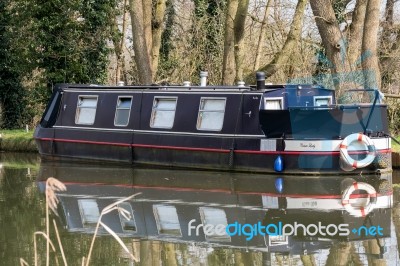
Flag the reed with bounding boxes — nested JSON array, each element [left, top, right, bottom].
[[20, 177, 140, 265]]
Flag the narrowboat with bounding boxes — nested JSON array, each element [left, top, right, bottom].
[[34, 72, 392, 174], [37, 162, 395, 263]]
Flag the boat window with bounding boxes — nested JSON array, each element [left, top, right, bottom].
[[114, 97, 132, 126], [314, 96, 332, 106], [264, 97, 283, 110], [197, 98, 226, 131], [150, 97, 177, 129], [153, 204, 182, 236], [199, 207, 231, 242], [118, 202, 137, 232], [78, 199, 100, 226], [75, 96, 98, 125]]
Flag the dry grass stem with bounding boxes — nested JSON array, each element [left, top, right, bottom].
[[20, 258, 29, 266], [53, 219, 68, 266], [34, 231, 58, 266], [99, 221, 138, 262], [45, 177, 66, 266]]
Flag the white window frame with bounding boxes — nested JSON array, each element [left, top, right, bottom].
[[313, 96, 332, 107], [114, 96, 133, 127], [75, 95, 98, 125], [153, 204, 182, 236], [196, 97, 226, 131], [150, 97, 178, 129], [264, 97, 283, 110], [78, 199, 100, 226], [199, 207, 231, 242], [269, 235, 289, 246]]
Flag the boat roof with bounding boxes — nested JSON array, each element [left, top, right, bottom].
[[56, 83, 332, 93]]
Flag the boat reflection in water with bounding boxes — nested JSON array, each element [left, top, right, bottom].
[[37, 162, 397, 265]]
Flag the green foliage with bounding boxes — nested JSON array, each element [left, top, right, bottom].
[[332, 0, 348, 24], [14, 0, 117, 85], [0, 0, 29, 129], [2, 0, 119, 128], [191, 0, 226, 83], [392, 137, 400, 152], [160, 0, 175, 64], [387, 98, 400, 135]]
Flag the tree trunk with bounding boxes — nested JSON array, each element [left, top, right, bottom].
[[222, 0, 238, 85], [309, 0, 350, 94], [382, 0, 394, 43], [347, 0, 367, 67], [250, 0, 307, 82], [253, 0, 273, 71], [362, 0, 381, 90], [115, 0, 128, 85], [152, 0, 167, 80], [325, 242, 351, 265], [234, 0, 250, 82], [379, 0, 395, 84], [129, 0, 153, 84], [143, 0, 152, 60]]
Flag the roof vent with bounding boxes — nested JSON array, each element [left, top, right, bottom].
[[200, 71, 208, 87], [183, 81, 191, 87], [237, 81, 245, 87], [117, 81, 125, 86]]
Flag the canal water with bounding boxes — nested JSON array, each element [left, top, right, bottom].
[[0, 152, 399, 265]]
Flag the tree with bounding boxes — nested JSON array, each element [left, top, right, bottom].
[[234, 0, 250, 81], [0, 0, 27, 129], [129, 0, 167, 84], [309, 0, 382, 93], [257, 0, 307, 79], [243, 0, 308, 83], [362, 0, 381, 90], [253, 0, 273, 71], [222, 0, 238, 84], [6, 0, 119, 125], [221, 0, 250, 84], [309, 0, 350, 93]]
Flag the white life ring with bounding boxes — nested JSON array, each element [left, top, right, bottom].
[[342, 181, 377, 217], [339, 133, 376, 170]]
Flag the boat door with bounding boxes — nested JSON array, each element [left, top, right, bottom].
[[241, 93, 263, 135]]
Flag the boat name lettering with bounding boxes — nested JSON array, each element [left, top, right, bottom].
[[300, 143, 316, 149]]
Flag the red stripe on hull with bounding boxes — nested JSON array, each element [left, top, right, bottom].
[[35, 137, 392, 156]]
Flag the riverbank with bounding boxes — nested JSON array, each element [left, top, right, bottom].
[[1, 129, 400, 167], [0, 130, 37, 152]]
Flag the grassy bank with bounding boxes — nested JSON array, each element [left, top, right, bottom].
[[0, 129, 37, 152]]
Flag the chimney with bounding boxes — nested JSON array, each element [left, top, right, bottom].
[[256, 72, 265, 90]]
